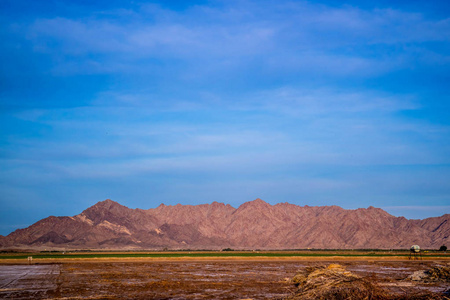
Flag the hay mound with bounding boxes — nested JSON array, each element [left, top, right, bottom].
[[288, 264, 388, 300], [427, 265, 450, 281], [409, 270, 428, 281], [408, 265, 450, 282]]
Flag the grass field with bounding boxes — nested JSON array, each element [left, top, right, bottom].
[[1, 250, 448, 260]]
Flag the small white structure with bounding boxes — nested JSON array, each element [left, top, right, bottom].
[[409, 245, 422, 260], [27, 256, 33, 264]]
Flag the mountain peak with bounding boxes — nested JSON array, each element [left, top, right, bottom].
[[79, 199, 131, 224], [251, 198, 269, 204], [93, 199, 125, 209], [100, 199, 118, 204], [238, 198, 271, 209]]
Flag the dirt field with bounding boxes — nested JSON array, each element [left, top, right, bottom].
[[0, 259, 449, 299]]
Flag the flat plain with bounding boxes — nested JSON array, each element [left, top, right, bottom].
[[0, 251, 449, 299]]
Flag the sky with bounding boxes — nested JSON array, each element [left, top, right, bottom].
[[1, 0, 450, 235]]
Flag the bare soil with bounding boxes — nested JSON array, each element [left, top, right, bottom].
[[0, 260, 448, 299]]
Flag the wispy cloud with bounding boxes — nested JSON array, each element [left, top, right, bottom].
[[383, 205, 450, 211], [26, 2, 450, 77], [382, 205, 450, 219]]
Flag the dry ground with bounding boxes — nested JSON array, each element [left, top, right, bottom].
[[0, 259, 448, 299]]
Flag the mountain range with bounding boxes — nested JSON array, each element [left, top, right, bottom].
[[0, 199, 448, 250]]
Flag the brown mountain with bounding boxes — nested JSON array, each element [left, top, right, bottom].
[[0, 199, 448, 250]]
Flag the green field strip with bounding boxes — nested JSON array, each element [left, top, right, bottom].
[[0, 252, 448, 259]]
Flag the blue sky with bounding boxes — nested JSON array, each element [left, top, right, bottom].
[[1, 0, 449, 235]]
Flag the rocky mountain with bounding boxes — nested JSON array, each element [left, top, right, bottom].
[[0, 199, 448, 250]]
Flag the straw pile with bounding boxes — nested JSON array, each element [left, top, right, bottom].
[[427, 265, 450, 281], [287, 264, 389, 300], [286, 264, 448, 300], [409, 265, 450, 282]]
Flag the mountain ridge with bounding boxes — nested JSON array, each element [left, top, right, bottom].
[[0, 199, 448, 250]]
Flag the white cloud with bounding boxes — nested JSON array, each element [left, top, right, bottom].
[[243, 87, 419, 114], [383, 205, 450, 211], [26, 1, 450, 77]]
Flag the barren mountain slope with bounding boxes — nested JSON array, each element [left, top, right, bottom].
[[0, 199, 448, 250]]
